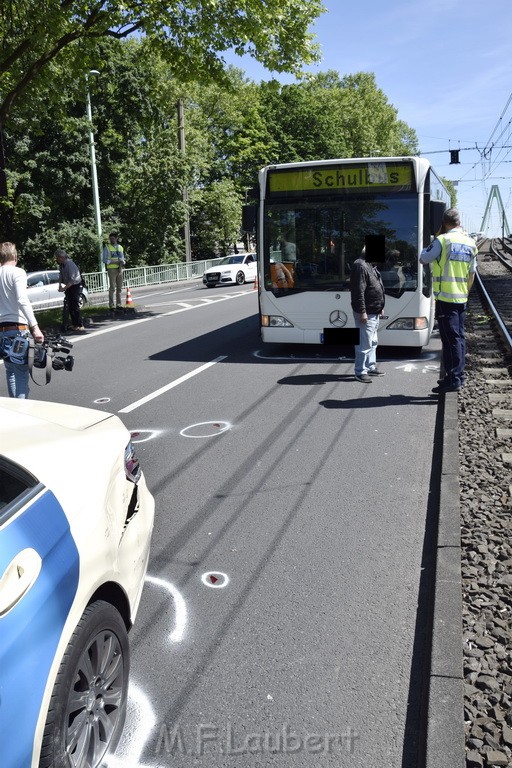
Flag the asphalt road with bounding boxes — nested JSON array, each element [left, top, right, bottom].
[[27, 281, 444, 768]]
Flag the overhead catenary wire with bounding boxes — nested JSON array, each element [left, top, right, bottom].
[[419, 94, 512, 234]]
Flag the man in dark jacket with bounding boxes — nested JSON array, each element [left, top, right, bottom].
[[55, 249, 85, 332], [350, 246, 386, 383]]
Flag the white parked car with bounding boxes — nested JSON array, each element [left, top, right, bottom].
[[26, 269, 88, 309], [203, 253, 257, 288], [0, 398, 154, 768]]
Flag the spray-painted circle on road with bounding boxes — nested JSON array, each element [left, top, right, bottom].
[[201, 571, 229, 589], [94, 397, 111, 404], [180, 421, 231, 438], [130, 429, 162, 444]]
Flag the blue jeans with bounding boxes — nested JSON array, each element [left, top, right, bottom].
[[1, 331, 30, 398], [435, 300, 466, 388], [353, 313, 380, 375]]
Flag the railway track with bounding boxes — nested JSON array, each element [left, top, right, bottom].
[[476, 239, 512, 347], [457, 238, 512, 767]]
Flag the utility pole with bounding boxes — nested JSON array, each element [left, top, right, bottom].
[[177, 98, 192, 262]]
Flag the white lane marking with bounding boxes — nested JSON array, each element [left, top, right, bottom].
[[133, 285, 198, 300], [396, 363, 417, 372], [149, 290, 252, 308], [63, 290, 254, 344], [118, 356, 227, 413]]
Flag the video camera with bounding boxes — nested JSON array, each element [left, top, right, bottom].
[[33, 333, 74, 372]]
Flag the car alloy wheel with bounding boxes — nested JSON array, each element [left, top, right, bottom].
[[236, 270, 245, 285], [39, 600, 129, 768]]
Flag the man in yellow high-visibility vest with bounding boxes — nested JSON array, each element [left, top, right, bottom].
[[102, 231, 126, 312], [420, 208, 477, 393]]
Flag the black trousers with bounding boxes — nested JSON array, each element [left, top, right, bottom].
[[65, 284, 83, 327]]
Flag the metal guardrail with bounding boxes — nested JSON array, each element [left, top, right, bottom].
[[83, 257, 224, 294]]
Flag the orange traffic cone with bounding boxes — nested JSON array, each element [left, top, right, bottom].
[[125, 285, 133, 307], [253, 272, 259, 290]]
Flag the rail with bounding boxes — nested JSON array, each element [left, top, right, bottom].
[[83, 257, 224, 294], [475, 239, 512, 355], [492, 238, 512, 273]]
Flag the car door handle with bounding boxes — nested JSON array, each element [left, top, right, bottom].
[[0, 548, 42, 616]]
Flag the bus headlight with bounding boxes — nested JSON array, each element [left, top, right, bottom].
[[261, 315, 294, 328], [387, 317, 429, 331]]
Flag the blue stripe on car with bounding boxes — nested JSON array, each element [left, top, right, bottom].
[[0, 489, 79, 768]]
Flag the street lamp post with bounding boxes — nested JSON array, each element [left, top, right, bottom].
[[176, 98, 192, 263], [85, 70, 104, 277]]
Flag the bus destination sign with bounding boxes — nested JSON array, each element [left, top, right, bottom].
[[268, 162, 414, 194]]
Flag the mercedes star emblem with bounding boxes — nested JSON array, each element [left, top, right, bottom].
[[329, 310, 348, 327]]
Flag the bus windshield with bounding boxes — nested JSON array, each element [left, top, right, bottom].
[[263, 195, 419, 298]]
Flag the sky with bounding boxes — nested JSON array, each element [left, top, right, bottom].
[[224, 0, 512, 236]]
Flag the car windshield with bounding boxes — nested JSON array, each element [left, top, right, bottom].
[[219, 256, 244, 265]]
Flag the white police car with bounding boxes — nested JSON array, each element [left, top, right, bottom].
[[202, 253, 257, 288], [0, 398, 154, 768]]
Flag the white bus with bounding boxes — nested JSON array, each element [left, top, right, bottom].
[[248, 156, 450, 348]]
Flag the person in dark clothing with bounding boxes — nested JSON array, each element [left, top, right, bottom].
[[350, 246, 386, 383], [55, 249, 85, 332]]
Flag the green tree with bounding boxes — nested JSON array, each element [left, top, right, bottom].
[[0, 0, 324, 126], [0, 0, 324, 237], [2, 38, 192, 263], [5, 97, 99, 269], [336, 72, 417, 157], [190, 178, 242, 258], [2, 34, 421, 269], [258, 71, 418, 163], [441, 177, 457, 207], [181, 70, 279, 193]]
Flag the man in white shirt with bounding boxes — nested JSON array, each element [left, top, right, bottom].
[[0, 242, 44, 398]]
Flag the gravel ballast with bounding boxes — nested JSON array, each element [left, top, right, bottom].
[[459, 294, 512, 768]]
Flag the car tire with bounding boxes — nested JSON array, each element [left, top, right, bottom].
[[78, 293, 87, 308], [38, 600, 129, 768], [206, 283, 216, 288], [236, 271, 245, 285]]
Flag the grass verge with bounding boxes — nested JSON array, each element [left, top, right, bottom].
[[34, 304, 111, 331]]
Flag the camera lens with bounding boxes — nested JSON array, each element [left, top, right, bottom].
[[64, 355, 74, 372]]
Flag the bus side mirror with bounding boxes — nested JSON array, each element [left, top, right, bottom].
[[430, 201, 445, 237], [242, 204, 257, 233]]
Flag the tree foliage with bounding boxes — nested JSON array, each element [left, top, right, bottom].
[[190, 178, 242, 258], [0, 0, 324, 125], [1, 34, 420, 272], [259, 71, 418, 162]]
